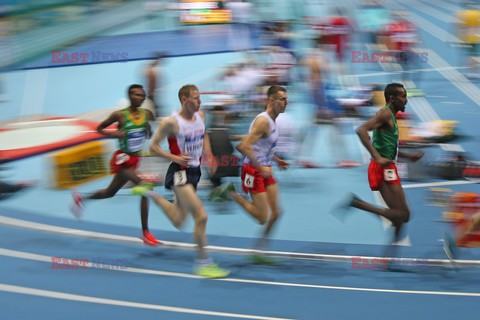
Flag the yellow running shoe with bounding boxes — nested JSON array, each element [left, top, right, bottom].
[[132, 181, 155, 196], [194, 264, 230, 278]]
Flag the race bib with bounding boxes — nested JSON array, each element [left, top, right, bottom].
[[384, 169, 398, 181], [115, 152, 130, 165], [173, 170, 187, 186], [244, 173, 254, 188], [127, 132, 145, 153]]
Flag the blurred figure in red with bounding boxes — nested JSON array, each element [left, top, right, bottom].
[[381, 11, 422, 88], [321, 7, 354, 75]]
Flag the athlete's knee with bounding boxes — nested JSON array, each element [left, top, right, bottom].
[[399, 208, 410, 223], [194, 208, 208, 227], [256, 210, 268, 225], [270, 207, 281, 222]]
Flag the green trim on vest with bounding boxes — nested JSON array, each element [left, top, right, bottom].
[[118, 108, 148, 155]]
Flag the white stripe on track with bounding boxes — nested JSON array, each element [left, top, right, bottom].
[[1, 216, 479, 267], [1, 248, 480, 297]]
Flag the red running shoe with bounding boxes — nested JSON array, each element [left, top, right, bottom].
[[142, 231, 162, 246]]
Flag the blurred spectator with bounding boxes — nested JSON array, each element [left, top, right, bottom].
[[143, 52, 166, 117], [318, 7, 354, 75], [266, 46, 296, 85], [207, 108, 240, 189], [356, 0, 390, 47], [270, 21, 296, 51], [380, 10, 421, 86], [302, 44, 329, 122]]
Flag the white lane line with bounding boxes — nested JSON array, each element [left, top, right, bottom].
[[425, 49, 480, 107], [0, 283, 291, 320], [1, 217, 479, 267], [403, 180, 478, 189], [1, 248, 480, 297], [422, 0, 462, 12], [402, 0, 459, 23]]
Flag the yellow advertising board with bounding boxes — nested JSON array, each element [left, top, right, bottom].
[[51, 141, 108, 189]]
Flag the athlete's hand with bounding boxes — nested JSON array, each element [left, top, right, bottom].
[[410, 151, 424, 162], [172, 154, 191, 167], [277, 158, 289, 170], [260, 166, 273, 178], [375, 157, 395, 167]]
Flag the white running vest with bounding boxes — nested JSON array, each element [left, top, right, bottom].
[[168, 111, 205, 167], [244, 112, 278, 166]]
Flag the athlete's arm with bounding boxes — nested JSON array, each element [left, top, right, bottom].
[[97, 111, 124, 138], [145, 109, 155, 139], [150, 117, 190, 166], [274, 155, 289, 170], [356, 109, 394, 166], [398, 150, 424, 161], [199, 111, 217, 175], [237, 116, 268, 167], [237, 117, 273, 177]]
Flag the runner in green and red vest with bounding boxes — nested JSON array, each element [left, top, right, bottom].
[[334, 83, 423, 257], [70, 84, 160, 246]]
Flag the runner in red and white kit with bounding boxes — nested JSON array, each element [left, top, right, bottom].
[[216, 85, 289, 264]]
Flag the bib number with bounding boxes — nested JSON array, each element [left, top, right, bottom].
[[174, 170, 187, 186], [127, 132, 145, 153], [115, 152, 130, 165], [244, 173, 254, 188], [384, 169, 398, 181]]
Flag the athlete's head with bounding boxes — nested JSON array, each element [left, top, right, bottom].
[[384, 83, 407, 112], [178, 84, 201, 113], [127, 84, 146, 108], [267, 85, 288, 114]]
